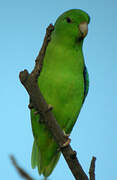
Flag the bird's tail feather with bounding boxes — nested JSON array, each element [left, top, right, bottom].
[[31, 140, 39, 169], [31, 140, 61, 177]]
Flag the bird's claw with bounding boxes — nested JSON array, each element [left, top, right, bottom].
[[63, 130, 70, 138], [45, 104, 53, 113], [61, 137, 71, 148], [57, 137, 71, 152]]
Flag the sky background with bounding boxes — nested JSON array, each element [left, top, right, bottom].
[[0, 0, 116, 179]]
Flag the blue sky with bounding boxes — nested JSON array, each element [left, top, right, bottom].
[[0, 0, 116, 179]]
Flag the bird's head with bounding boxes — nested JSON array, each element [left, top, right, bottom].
[[52, 9, 90, 45]]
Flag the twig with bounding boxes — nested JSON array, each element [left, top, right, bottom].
[[32, 24, 54, 80], [89, 156, 96, 180], [10, 155, 35, 180], [19, 24, 95, 180]]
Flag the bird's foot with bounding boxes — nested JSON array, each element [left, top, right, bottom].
[[57, 137, 71, 152], [57, 131, 71, 152], [63, 130, 70, 138], [45, 104, 53, 113], [61, 137, 71, 148], [61, 130, 71, 147]]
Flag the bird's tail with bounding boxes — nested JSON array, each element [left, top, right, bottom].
[[31, 140, 61, 177]]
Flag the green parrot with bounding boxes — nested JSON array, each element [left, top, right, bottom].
[[31, 9, 90, 178]]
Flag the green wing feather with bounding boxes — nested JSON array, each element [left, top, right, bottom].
[[31, 109, 61, 177], [31, 140, 38, 169], [31, 137, 61, 177]]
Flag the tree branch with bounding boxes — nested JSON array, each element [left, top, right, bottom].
[[19, 24, 96, 180], [10, 156, 35, 180], [89, 156, 96, 180]]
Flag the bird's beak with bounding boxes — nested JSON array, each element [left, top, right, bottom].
[[79, 22, 88, 38]]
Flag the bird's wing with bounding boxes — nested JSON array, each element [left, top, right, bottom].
[[83, 65, 89, 103]]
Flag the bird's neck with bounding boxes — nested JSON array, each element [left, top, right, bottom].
[[46, 34, 85, 72], [51, 34, 84, 54]]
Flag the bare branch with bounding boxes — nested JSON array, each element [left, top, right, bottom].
[[89, 156, 96, 180], [10, 155, 35, 180], [32, 24, 54, 80]]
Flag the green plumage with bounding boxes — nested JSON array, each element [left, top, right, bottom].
[[31, 9, 90, 177]]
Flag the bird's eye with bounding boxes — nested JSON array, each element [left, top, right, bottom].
[[66, 17, 72, 23]]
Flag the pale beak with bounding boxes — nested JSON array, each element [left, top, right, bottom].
[[79, 22, 88, 38]]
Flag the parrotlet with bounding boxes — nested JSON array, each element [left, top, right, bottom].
[[31, 9, 90, 178]]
